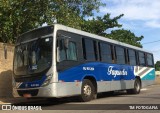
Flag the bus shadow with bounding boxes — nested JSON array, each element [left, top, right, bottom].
[[12, 91, 127, 107], [12, 96, 81, 106], [97, 91, 127, 99]]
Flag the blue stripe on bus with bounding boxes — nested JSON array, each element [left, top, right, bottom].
[[17, 62, 155, 88], [18, 75, 47, 88], [58, 62, 137, 82]]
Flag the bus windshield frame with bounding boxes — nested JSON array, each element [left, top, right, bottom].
[[13, 36, 53, 76], [13, 26, 54, 77]]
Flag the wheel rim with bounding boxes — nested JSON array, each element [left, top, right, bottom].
[[83, 84, 92, 97]]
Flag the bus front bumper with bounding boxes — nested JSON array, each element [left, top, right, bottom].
[[12, 82, 81, 98], [12, 83, 57, 98]]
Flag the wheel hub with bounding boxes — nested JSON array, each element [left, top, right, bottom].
[[83, 84, 91, 96]]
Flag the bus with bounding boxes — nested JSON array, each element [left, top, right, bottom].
[[13, 24, 155, 102]]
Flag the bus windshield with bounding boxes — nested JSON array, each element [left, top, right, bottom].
[[13, 36, 53, 76]]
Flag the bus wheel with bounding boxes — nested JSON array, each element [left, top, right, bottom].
[[80, 79, 95, 102], [127, 78, 141, 94]]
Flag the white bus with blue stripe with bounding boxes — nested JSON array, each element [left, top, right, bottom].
[[13, 24, 155, 102]]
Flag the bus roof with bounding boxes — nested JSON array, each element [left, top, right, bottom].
[[17, 24, 151, 54], [54, 24, 151, 54]]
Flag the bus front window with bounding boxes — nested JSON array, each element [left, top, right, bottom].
[[13, 37, 53, 76]]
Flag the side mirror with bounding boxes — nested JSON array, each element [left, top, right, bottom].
[[64, 38, 69, 49], [57, 33, 70, 50]]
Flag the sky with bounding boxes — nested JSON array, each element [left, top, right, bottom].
[[96, 0, 160, 62]]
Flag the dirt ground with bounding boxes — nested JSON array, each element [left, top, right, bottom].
[[155, 75, 160, 84]]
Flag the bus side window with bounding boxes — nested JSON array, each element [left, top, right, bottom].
[[82, 38, 96, 61], [128, 49, 137, 65], [99, 42, 112, 63], [58, 39, 78, 62], [138, 52, 146, 66], [147, 54, 154, 67], [115, 46, 126, 64], [66, 41, 77, 61], [59, 39, 67, 61]]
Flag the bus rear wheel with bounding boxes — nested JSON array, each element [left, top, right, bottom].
[[127, 78, 141, 94], [80, 79, 95, 102]]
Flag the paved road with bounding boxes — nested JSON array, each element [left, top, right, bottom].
[[1, 85, 160, 113]]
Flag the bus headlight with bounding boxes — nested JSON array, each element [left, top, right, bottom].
[[42, 74, 53, 86]]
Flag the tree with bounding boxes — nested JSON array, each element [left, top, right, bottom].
[[0, 0, 51, 43], [107, 29, 144, 48], [0, 0, 104, 43], [49, 0, 105, 29], [0, 0, 144, 48], [155, 61, 160, 71], [81, 14, 143, 48], [81, 14, 124, 36]]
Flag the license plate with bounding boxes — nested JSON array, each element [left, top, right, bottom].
[[23, 94, 31, 98]]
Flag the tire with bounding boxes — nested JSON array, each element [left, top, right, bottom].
[[80, 79, 95, 102], [127, 78, 141, 94]]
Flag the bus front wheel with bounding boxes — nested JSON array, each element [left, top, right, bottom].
[[80, 79, 95, 102], [127, 78, 141, 94]]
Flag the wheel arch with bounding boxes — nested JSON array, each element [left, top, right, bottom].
[[82, 76, 97, 94]]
